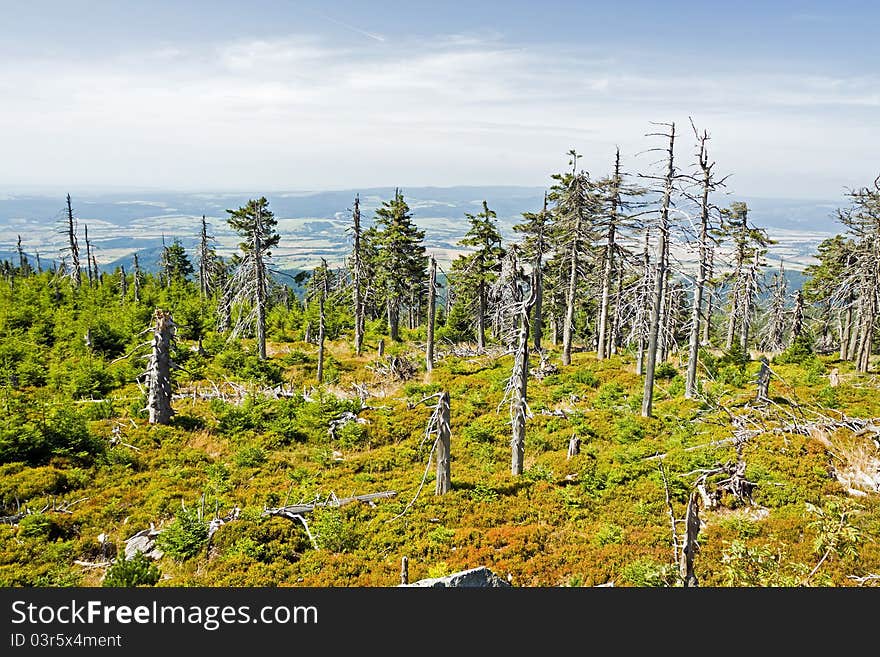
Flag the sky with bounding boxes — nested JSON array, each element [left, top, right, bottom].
[[1, 0, 878, 200]]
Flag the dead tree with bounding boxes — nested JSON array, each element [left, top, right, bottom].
[[635, 229, 652, 375], [791, 289, 804, 342], [119, 264, 127, 301], [554, 151, 596, 367], [513, 191, 552, 351], [84, 224, 94, 286], [426, 254, 437, 373], [596, 148, 639, 360], [760, 261, 789, 353], [64, 193, 81, 288], [350, 194, 366, 356], [679, 490, 701, 587], [132, 253, 141, 303], [146, 309, 176, 424], [642, 122, 677, 418], [722, 202, 770, 353], [756, 356, 771, 401], [685, 121, 725, 397], [313, 259, 329, 385], [16, 235, 31, 276], [434, 391, 451, 495], [226, 197, 280, 360], [567, 435, 580, 459], [197, 215, 221, 299], [504, 266, 539, 475]]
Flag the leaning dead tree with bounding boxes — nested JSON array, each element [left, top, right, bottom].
[[265, 490, 397, 549], [392, 391, 453, 520], [145, 309, 176, 425]]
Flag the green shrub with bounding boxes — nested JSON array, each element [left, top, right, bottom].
[[233, 445, 266, 468], [310, 508, 360, 553], [654, 362, 678, 379], [102, 552, 161, 587], [773, 333, 815, 365], [155, 505, 209, 561], [620, 558, 674, 587]]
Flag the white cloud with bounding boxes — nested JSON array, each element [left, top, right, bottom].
[[0, 34, 877, 198]]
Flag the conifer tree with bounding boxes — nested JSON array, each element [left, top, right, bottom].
[[373, 189, 426, 342], [451, 200, 505, 350], [226, 197, 280, 360]]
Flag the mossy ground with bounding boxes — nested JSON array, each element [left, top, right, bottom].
[[2, 329, 878, 588]]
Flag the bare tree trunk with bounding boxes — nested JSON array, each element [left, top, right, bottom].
[[120, 264, 127, 301], [636, 229, 651, 375], [642, 122, 676, 419], [531, 193, 548, 352], [791, 289, 804, 342], [856, 299, 874, 372], [567, 435, 580, 459], [84, 225, 94, 287], [686, 127, 714, 398], [597, 152, 621, 360], [426, 255, 436, 373], [400, 556, 409, 585], [435, 391, 451, 495], [609, 265, 623, 356], [702, 250, 715, 346], [739, 252, 759, 356], [725, 285, 739, 350], [352, 195, 365, 356], [146, 309, 175, 425], [840, 307, 852, 360], [511, 274, 538, 475], [388, 301, 400, 342], [477, 281, 486, 350], [756, 356, 770, 400], [562, 237, 579, 367], [66, 194, 81, 288], [316, 263, 327, 385], [679, 490, 700, 587], [255, 228, 267, 360], [198, 215, 210, 298], [132, 253, 141, 303]]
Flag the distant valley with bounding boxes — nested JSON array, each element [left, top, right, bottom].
[[0, 187, 844, 282]]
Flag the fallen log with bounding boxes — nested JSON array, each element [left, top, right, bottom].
[[263, 490, 397, 519]]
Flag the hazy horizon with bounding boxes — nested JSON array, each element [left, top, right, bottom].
[[2, 1, 878, 200]]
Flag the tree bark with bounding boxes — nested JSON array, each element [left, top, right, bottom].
[[352, 195, 365, 357], [426, 255, 436, 373], [66, 194, 81, 288], [642, 123, 675, 418], [147, 309, 175, 425], [511, 273, 538, 475], [686, 130, 713, 398], [435, 391, 451, 494], [597, 152, 621, 360]]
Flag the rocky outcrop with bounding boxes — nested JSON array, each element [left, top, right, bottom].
[[400, 566, 511, 587]]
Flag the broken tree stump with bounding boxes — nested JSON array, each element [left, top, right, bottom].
[[435, 392, 451, 495]]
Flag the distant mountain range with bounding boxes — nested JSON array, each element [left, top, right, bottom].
[[0, 187, 846, 282]]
